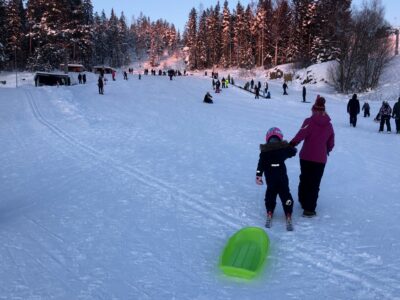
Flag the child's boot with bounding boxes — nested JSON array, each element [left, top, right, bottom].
[[286, 213, 293, 231], [265, 211, 273, 228]]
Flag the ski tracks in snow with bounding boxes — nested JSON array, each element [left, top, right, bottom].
[[26, 90, 242, 230]]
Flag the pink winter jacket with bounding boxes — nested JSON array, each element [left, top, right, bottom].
[[290, 113, 335, 164]]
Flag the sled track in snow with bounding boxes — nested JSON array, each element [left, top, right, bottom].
[[26, 90, 242, 229], [291, 243, 400, 299]]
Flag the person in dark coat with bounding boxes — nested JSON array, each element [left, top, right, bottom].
[[221, 77, 226, 88], [264, 82, 269, 97], [378, 101, 392, 132], [283, 82, 288, 95], [290, 96, 335, 217], [256, 127, 297, 228], [347, 94, 360, 127], [123, 71, 128, 80], [203, 92, 213, 104], [250, 79, 254, 90], [302, 86, 307, 102], [392, 97, 400, 134], [78, 73, 82, 84], [255, 86, 260, 99], [215, 80, 221, 93], [362, 101, 370, 117], [98, 76, 104, 95], [82, 73, 86, 84]]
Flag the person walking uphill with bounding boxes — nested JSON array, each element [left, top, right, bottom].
[[283, 82, 288, 95], [98, 76, 104, 95], [256, 128, 297, 231], [362, 101, 370, 117], [290, 96, 335, 217], [378, 101, 392, 133], [392, 97, 400, 134], [347, 94, 360, 127]]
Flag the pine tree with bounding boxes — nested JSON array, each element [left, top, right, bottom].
[[107, 9, 121, 67], [233, 2, 244, 68], [220, 0, 232, 68], [253, 0, 273, 67], [197, 11, 208, 69], [271, 0, 291, 65], [27, 0, 72, 70], [290, 0, 315, 65], [241, 5, 255, 69], [212, 1, 222, 68], [92, 11, 109, 65], [119, 12, 131, 66], [0, 0, 6, 68], [65, 0, 94, 67], [5, 0, 25, 69], [310, 0, 352, 63], [186, 8, 198, 70]]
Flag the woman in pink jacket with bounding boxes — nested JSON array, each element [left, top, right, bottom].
[[290, 96, 335, 217]]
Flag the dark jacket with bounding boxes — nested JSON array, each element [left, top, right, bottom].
[[379, 103, 392, 118], [256, 141, 297, 185], [347, 97, 360, 115], [392, 101, 400, 119], [203, 93, 213, 103], [98, 77, 104, 87], [362, 102, 370, 112]]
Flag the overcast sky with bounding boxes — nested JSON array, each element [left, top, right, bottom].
[[91, 0, 399, 31]]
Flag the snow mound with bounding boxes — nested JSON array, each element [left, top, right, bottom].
[[293, 61, 337, 86]]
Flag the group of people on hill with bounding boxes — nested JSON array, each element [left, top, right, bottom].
[[347, 94, 400, 133], [96, 67, 188, 95], [256, 95, 334, 230], [244, 79, 271, 99], [77, 73, 87, 84], [144, 69, 186, 77]]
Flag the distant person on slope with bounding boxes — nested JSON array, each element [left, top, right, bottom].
[[98, 76, 104, 95], [255, 86, 260, 99], [362, 101, 370, 117], [347, 94, 360, 127], [378, 101, 392, 133], [392, 97, 400, 134], [203, 92, 213, 104], [290, 96, 335, 217], [283, 82, 288, 95], [264, 82, 269, 97], [302, 86, 307, 102], [256, 127, 297, 230]]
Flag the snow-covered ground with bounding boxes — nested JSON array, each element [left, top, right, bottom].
[[1, 65, 400, 299]]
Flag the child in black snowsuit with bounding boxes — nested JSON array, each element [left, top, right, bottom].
[[256, 127, 297, 230]]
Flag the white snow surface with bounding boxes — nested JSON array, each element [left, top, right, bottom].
[[1, 67, 400, 300]]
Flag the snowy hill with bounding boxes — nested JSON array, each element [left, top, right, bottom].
[[1, 65, 400, 299]]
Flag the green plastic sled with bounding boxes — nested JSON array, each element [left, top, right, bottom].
[[219, 227, 270, 279]]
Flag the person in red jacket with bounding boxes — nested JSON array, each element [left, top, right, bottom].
[[290, 95, 335, 217]]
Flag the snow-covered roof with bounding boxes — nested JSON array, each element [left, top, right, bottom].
[[93, 66, 114, 69], [35, 72, 70, 77], [59, 64, 84, 67]]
